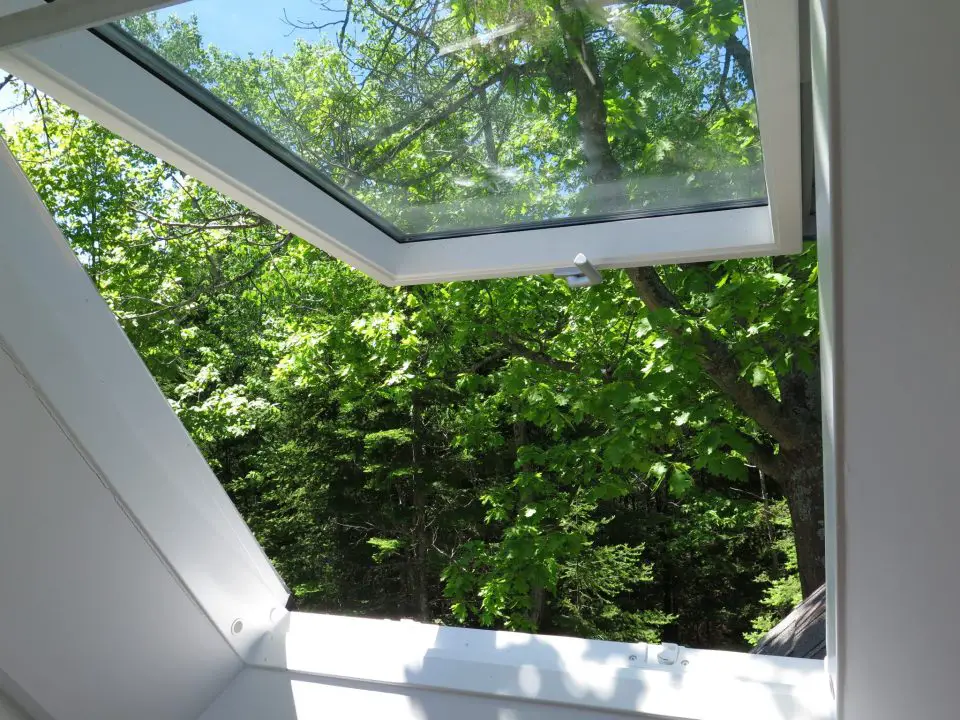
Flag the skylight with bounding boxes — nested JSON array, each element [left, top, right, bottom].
[[0, 0, 799, 284], [114, 0, 767, 242]]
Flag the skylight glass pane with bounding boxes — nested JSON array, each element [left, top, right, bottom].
[[116, 0, 765, 240]]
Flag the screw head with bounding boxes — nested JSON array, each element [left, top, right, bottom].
[[231, 618, 244, 635], [681, 659, 689, 666], [628, 654, 638, 661]]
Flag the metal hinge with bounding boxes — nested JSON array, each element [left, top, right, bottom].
[[554, 253, 603, 288]]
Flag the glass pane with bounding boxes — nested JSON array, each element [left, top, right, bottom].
[[117, 0, 765, 240]]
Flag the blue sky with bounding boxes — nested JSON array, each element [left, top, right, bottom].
[[154, 0, 341, 56]]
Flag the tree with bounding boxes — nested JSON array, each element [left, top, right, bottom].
[[123, 0, 824, 594]]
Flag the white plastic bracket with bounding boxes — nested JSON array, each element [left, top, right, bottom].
[[656, 642, 681, 665], [554, 253, 603, 288]]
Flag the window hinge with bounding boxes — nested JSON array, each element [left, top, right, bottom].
[[554, 253, 603, 288]]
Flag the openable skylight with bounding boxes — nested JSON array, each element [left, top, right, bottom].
[[118, 0, 766, 242], [0, 0, 799, 284]]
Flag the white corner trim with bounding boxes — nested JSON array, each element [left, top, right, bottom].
[[0, 0, 186, 50]]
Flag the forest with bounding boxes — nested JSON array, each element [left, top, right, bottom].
[[0, 0, 822, 651]]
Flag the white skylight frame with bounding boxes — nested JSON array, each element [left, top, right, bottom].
[[0, 0, 800, 286], [0, 6, 835, 719]]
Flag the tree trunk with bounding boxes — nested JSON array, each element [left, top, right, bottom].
[[410, 397, 431, 621], [554, 7, 622, 186], [777, 445, 826, 597], [529, 586, 546, 630], [412, 480, 431, 621]]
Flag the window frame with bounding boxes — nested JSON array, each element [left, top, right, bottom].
[[237, 611, 834, 720], [0, 1, 835, 717], [0, 121, 834, 719]]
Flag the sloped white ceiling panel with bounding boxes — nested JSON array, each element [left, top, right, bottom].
[[0, 346, 242, 720], [0, 139, 289, 660], [0, 137, 269, 720]]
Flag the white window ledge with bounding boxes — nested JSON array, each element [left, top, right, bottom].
[[201, 612, 834, 720]]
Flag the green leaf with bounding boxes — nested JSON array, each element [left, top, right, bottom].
[[367, 537, 403, 563], [668, 466, 694, 497]]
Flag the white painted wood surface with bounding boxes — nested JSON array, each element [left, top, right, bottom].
[[0, 138, 275, 719], [0, 342, 241, 720], [0, 0, 186, 49], [211, 613, 831, 720], [0, 1, 42, 20], [814, 0, 960, 717], [0, 139, 289, 662], [201, 668, 645, 720]]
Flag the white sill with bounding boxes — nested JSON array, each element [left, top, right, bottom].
[[226, 612, 835, 720]]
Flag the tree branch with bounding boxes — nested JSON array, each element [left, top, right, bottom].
[[707, 46, 733, 115], [748, 442, 789, 484], [122, 233, 294, 320], [339, 0, 353, 50], [355, 70, 467, 156], [497, 334, 579, 374], [587, 0, 754, 80], [625, 266, 813, 449], [642, 0, 752, 79], [361, 61, 542, 175], [364, 0, 439, 51], [130, 207, 265, 231]]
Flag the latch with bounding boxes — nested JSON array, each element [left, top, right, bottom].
[[656, 642, 680, 665], [625, 642, 685, 668], [554, 253, 603, 288]]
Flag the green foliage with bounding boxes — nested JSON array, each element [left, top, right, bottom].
[[554, 544, 675, 643], [743, 501, 803, 645], [368, 537, 405, 563]]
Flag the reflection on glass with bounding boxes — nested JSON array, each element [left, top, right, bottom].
[[120, 0, 765, 239]]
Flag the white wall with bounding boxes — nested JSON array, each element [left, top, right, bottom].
[[815, 0, 960, 717]]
